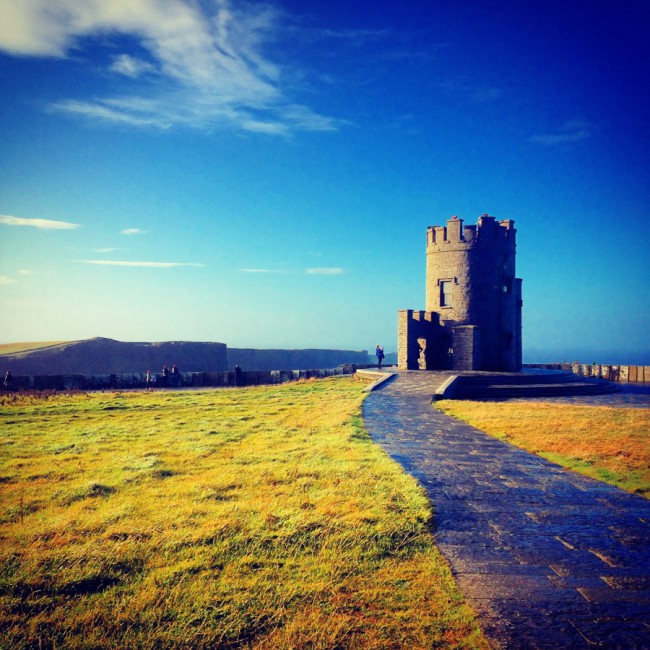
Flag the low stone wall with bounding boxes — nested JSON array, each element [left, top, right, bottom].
[[5, 364, 375, 392], [524, 363, 650, 383]]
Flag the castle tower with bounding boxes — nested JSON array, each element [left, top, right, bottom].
[[398, 214, 522, 371]]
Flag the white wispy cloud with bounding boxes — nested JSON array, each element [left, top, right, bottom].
[[50, 99, 171, 128], [529, 120, 593, 146], [306, 267, 344, 275], [15, 269, 52, 277], [0, 0, 342, 134], [2, 269, 51, 283], [74, 260, 204, 268], [0, 214, 81, 229], [121, 228, 144, 236], [239, 268, 288, 274], [110, 54, 156, 78]]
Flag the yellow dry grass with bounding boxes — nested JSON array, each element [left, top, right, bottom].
[[437, 400, 650, 497], [1, 379, 487, 649], [0, 341, 69, 356]]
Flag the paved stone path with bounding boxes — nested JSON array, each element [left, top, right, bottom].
[[363, 371, 650, 649]]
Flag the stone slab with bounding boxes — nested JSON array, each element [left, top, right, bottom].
[[362, 370, 650, 649]]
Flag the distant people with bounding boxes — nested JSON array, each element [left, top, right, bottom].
[[3, 370, 12, 391], [235, 364, 242, 387], [171, 364, 179, 387], [375, 345, 385, 369], [162, 364, 170, 388], [146, 370, 153, 391]]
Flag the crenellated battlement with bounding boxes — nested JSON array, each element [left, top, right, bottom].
[[427, 214, 516, 250]]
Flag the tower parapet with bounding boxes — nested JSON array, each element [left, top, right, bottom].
[[426, 215, 515, 250]]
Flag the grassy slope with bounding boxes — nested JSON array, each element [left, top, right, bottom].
[[437, 400, 650, 498], [0, 379, 487, 649], [0, 341, 69, 356]]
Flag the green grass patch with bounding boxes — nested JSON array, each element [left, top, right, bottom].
[[1, 379, 487, 649], [437, 400, 650, 498]]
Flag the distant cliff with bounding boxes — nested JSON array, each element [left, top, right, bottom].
[[228, 348, 369, 372], [1, 338, 370, 376], [1, 338, 228, 375]]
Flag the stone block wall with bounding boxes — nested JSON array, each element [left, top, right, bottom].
[[451, 325, 481, 370], [5, 364, 374, 392], [397, 310, 446, 370], [524, 363, 650, 383]]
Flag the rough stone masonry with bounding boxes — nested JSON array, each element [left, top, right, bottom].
[[398, 214, 523, 371]]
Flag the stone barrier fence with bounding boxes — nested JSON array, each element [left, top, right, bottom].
[[4, 364, 377, 392], [524, 363, 650, 383]]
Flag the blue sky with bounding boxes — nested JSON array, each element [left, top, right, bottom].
[[0, 0, 648, 363]]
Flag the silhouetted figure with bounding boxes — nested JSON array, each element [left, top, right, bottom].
[[235, 364, 242, 387], [3, 370, 12, 391], [146, 370, 153, 391], [171, 364, 179, 387], [162, 364, 170, 387], [376, 345, 385, 369]]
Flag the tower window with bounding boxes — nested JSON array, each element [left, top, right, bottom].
[[440, 280, 452, 307]]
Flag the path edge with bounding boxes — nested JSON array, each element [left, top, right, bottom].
[[356, 370, 397, 392]]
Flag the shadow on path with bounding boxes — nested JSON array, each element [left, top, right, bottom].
[[363, 371, 650, 649]]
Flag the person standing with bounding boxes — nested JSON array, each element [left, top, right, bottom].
[[162, 364, 170, 388], [171, 364, 179, 387], [375, 345, 385, 369], [146, 370, 153, 391], [3, 370, 12, 391]]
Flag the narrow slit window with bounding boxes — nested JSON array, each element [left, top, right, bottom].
[[440, 280, 452, 307]]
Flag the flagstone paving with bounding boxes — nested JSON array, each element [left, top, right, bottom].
[[362, 371, 650, 649]]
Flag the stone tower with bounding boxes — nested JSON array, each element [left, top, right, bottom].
[[398, 214, 522, 371]]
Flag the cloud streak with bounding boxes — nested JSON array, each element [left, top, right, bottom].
[[74, 260, 204, 268], [0, 0, 342, 134], [306, 267, 344, 275], [121, 228, 145, 236], [238, 267, 344, 275], [0, 214, 81, 229], [529, 120, 593, 146], [110, 54, 156, 78]]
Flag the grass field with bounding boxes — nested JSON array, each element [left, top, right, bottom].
[[0, 378, 487, 649], [437, 400, 650, 498], [0, 341, 69, 356]]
